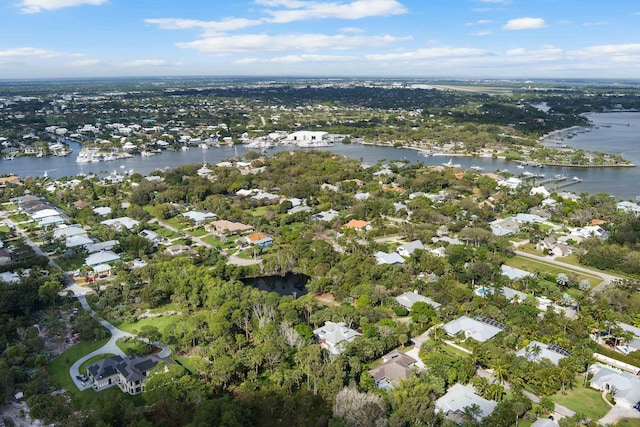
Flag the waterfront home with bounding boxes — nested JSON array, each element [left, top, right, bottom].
[[313, 321, 360, 355], [242, 232, 273, 249], [368, 350, 422, 389], [617, 201, 640, 214], [435, 383, 497, 423], [395, 290, 441, 310], [442, 316, 506, 343], [515, 341, 570, 366]]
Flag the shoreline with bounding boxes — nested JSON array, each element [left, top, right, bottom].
[[355, 140, 634, 168]]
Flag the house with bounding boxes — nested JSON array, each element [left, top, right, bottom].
[[165, 245, 190, 256], [321, 183, 339, 192], [570, 225, 610, 240], [435, 383, 497, 423], [101, 217, 139, 231], [0, 249, 11, 265], [0, 175, 21, 187], [396, 240, 424, 257], [498, 177, 523, 190], [530, 186, 550, 198], [490, 219, 520, 236], [85, 240, 119, 254], [65, 234, 94, 248], [286, 130, 329, 144], [313, 321, 360, 355], [86, 354, 165, 395], [501, 265, 535, 281], [373, 251, 405, 265], [529, 207, 552, 219], [0, 271, 20, 283], [354, 192, 369, 201], [93, 206, 112, 217], [243, 232, 273, 249], [395, 290, 441, 310], [73, 200, 91, 209], [182, 210, 216, 225], [139, 229, 160, 244], [206, 220, 254, 237], [617, 322, 640, 352], [531, 419, 559, 427], [344, 219, 369, 231], [442, 316, 506, 343], [589, 365, 640, 409], [617, 201, 640, 215], [53, 225, 88, 240], [288, 205, 312, 215], [92, 263, 112, 280], [310, 209, 339, 222], [368, 350, 422, 389], [513, 213, 545, 224], [85, 250, 121, 267], [516, 341, 571, 366], [536, 236, 557, 252], [31, 208, 62, 222]]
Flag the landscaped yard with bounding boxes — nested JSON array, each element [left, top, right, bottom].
[[116, 314, 181, 339], [551, 376, 611, 421], [617, 419, 640, 427], [186, 227, 207, 237]]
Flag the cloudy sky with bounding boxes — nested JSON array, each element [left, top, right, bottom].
[[1, 0, 640, 79]]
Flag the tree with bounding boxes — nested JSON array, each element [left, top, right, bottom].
[[333, 386, 387, 427], [491, 358, 510, 385], [556, 273, 569, 288]]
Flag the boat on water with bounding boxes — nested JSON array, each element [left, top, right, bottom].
[[572, 176, 583, 182], [200, 143, 209, 150], [442, 158, 461, 168], [181, 146, 190, 151], [470, 165, 484, 172], [141, 151, 156, 157], [516, 164, 525, 169], [554, 174, 567, 180]]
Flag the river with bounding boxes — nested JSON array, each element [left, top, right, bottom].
[[1, 111, 639, 200]]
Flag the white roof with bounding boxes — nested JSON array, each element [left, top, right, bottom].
[[53, 226, 87, 239], [92, 264, 112, 273], [591, 366, 640, 407], [373, 251, 405, 265], [93, 206, 112, 216], [85, 240, 119, 254], [101, 217, 139, 230], [65, 234, 94, 248], [501, 265, 535, 281], [31, 208, 61, 220], [85, 250, 121, 266], [310, 209, 339, 222], [435, 383, 497, 422], [397, 240, 424, 256], [38, 216, 66, 226], [182, 210, 216, 222], [313, 321, 360, 355], [395, 291, 441, 309], [0, 272, 20, 283], [516, 341, 570, 366], [442, 316, 503, 342]]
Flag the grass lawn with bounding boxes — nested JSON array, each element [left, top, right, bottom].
[[201, 235, 223, 247], [153, 226, 180, 239], [116, 315, 181, 339], [0, 224, 9, 233], [55, 251, 88, 272], [163, 216, 186, 230], [116, 337, 154, 356], [78, 353, 115, 375], [175, 355, 198, 374], [506, 256, 601, 286], [617, 419, 640, 427], [551, 376, 610, 421], [442, 343, 471, 358], [187, 227, 207, 237], [250, 206, 269, 217]]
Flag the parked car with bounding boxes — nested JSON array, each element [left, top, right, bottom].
[[605, 339, 615, 348]]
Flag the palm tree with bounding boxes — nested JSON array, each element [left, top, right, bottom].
[[526, 343, 543, 362], [491, 358, 510, 385], [557, 360, 575, 395], [488, 383, 506, 402], [471, 377, 490, 399]]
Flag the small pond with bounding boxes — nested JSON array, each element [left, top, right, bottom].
[[241, 272, 310, 297]]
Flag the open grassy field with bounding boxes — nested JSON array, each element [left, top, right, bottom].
[[116, 314, 181, 339], [551, 376, 611, 421], [506, 256, 601, 286]]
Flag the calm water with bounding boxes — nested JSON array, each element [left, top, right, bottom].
[[2, 111, 639, 200]]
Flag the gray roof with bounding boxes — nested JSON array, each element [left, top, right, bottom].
[[590, 366, 640, 407], [85, 250, 121, 266], [501, 265, 535, 281], [442, 316, 503, 342], [368, 350, 419, 389], [314, 321, 360, 355], [88, 354, 163, 383], [65, 234, 94, 248], [374, 251, 405, 265], [515, 341, 570, 366], [310, 209, 339, 222], [396, 240, 424, 256], [395, 291, 441, 309], [53, 226, 87, 239], [435, 383, 497, 422], [101, 216, 139, 230], [531, 419, 559, 427], [85, 240, 119, 254]]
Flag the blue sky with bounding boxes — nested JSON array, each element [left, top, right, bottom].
[[1, 0, 640, 79]]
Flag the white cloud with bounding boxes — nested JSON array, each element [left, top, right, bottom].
[[18, 0, 107, 13], [235, 54, 359, 65], [473, 30, 492, 36], [570, 43, 640, 57], [502, 17, 546, 30], [506, 46, 563, 62], [257, 0, 408, 23], [582, 21, 608, 27], [176, 33, 409, 53], [144, 17, 263, 33], [0, 47, 65, 58], [366, 46, 487, 61], [70, 59, 101, 67], [120, 59, 167, 67], [339, 27, 365, 34]]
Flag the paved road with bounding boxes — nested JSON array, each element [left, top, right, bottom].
[[514, 250, 622, 293]]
